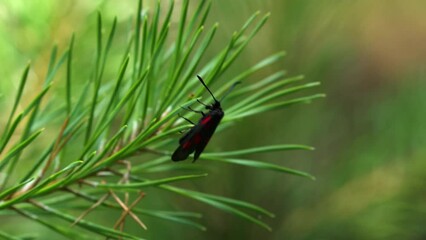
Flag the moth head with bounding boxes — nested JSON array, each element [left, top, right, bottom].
[[207, 100, 221, 110]]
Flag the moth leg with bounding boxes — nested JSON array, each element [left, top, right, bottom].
[[188, 106, 205, 116], [181, 106, 205, 116], [197, 99, 209, 107], [178, 113, 195, 125], [178, 126, 193, 134]]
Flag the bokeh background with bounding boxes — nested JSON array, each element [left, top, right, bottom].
[[1, 0, 425, 239]]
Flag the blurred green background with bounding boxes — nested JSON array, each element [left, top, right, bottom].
[[1, 0, 425, 239]]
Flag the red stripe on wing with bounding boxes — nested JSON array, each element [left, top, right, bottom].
[[200, 115, 212, 125], [182, 141, 191, 150]]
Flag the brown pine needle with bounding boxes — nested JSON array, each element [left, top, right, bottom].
[[110, 190, 147, 230], [71, 193, 110, 227]]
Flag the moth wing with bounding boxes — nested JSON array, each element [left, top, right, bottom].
[[179, 123, 202, 144], [172, 124, 203, 161], [172, 145, 192, 161], [173, 110, 223, 162], [193, 112, 223, 162]]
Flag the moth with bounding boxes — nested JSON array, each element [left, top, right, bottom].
[[172, 75, 240, 162]]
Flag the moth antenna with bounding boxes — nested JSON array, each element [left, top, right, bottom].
[[197, 75, 218, 103], [220, 81, 241, 102]]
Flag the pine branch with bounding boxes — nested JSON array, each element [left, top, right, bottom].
[[0, 0, 323, 238]]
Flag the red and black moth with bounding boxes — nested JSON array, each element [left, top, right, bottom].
[[172, 75, 240, 162]]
